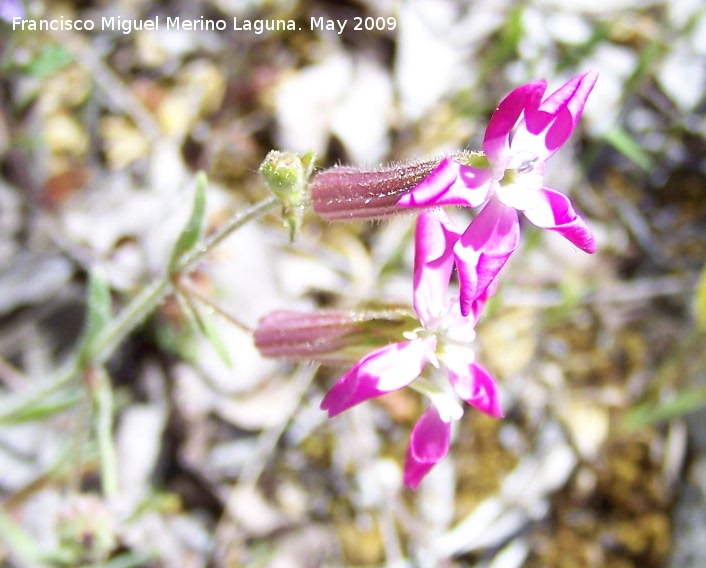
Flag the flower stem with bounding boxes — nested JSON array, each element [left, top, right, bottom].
[[176, 195, 278, 272], [0, 196, 278, 424], [176, 276, 253, 332], [90, 367, 118, 498], [96, 194, 278, 365]]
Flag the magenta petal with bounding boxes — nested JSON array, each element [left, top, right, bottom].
[[454, 198, 520, 316], [403, 407, 451, 490], [521, 187, 596, 253], [397, 158, 492, 209], [413, 209, 461, 325], [515, 70, 599, 161], [448, 363, 503, 418], [483, 80, 547, 163], [466, 277, 499, 324], [320, 339, 431, 418]]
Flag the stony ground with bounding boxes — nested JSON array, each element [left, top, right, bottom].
[[1, 0, 705, 567]]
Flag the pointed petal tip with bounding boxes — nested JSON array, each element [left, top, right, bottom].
[[472, 380, 504, 418], [576, 69, 599, 98], [583, 237, 597, 254], [459, 296, 473, 318], [402, 407, 450, 489], [521, 188, 597, 254], [319, 392, 342, 418], [582, 68, 599, 83], [568, 224, 597, 254], [580, 223, 598, 254], [447, 362, 504, 419], [487, 403, 504, 419], [564, 69, 599, 93], [403, 474, 422, 491]]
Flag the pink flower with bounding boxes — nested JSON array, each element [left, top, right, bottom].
[[398, 71, 598, 315], [320, 209, 501, 488]]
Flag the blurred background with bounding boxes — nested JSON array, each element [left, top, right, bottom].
[[1, 0, 705, 566]]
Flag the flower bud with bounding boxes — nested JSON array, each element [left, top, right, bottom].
[[310, 152, 476, 221], [253, 309, 418, 364], [259, 150, 316, 240]]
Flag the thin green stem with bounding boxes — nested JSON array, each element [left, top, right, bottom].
[[94, 195, 278, 366], [92, 279, 170, 368], [70, 385, 92, 495], [176, 195, 278, 271], [0, 196, 279, 424], [92, 367, 118, 498], [176, 276, 253, 332]]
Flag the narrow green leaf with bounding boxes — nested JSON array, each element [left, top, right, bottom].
[[603, 126, 654, 172], [625, 386, 706, 428], [176, 293, 232, 368], [91, 367, 118, 498], [169, 172, 208, 273], [79, 269, 112, 363], [0, 390, 82, 424], [192, 307, 233, 368]]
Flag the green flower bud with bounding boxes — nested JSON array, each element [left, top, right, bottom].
[[259, 150, 316, 241]]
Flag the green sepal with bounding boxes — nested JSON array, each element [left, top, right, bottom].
[[457, 150, 489, 169], [301, 150, 317, 179], [604, 126, 654, 172], [169, 172, 208, 273]]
